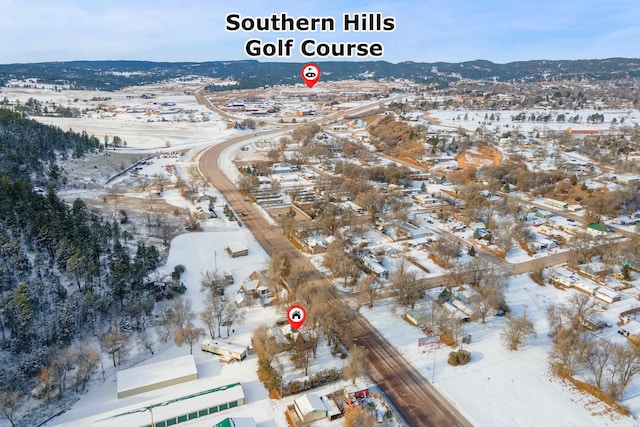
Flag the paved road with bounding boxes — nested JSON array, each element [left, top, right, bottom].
[[196, 94, 472, 426], [352, 317, 471, 427]]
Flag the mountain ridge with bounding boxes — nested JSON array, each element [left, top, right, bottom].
[[1, 58, 639, 91]]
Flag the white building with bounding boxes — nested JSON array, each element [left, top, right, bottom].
[[294, 393, 328, 423]]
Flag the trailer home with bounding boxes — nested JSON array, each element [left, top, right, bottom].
[[201, 340, 248, 362]]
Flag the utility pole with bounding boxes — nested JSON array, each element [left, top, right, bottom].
[[432, 346, 437, 383]]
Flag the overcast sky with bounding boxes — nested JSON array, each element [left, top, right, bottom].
[[1, 0, 639, 64]]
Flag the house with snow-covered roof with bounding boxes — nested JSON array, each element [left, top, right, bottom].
[[294, 393, 328, 423]]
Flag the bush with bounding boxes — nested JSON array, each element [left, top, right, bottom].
[[448, 349, 471, 366], [457, 349, 471, 364], [448, 352, 459, 366], [171, 264, 186, 281]]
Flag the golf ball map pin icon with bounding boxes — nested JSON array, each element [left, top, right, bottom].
[[301, 63, 320, 88], [287, 305, 306, 330]]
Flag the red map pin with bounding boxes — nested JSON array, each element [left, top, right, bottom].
[[301, 63, 320, 88], [287, 305, 306, 330]]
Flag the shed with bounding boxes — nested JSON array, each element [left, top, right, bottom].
[[322, 395, 342, 421], [234, 293, 250, 308], [242, 279, 259, 295], [344, 383, 370, 404], [226, 242, 248, 258], [116, 355, 197, 399], [405, 309, 427, 327], [294, 393, 328, 423]]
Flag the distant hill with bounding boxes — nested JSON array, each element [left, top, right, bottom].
[[0, 58, 639, 91]]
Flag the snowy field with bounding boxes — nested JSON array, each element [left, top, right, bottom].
[[362, 274, 640, 427], [428, 108, 640, 135]]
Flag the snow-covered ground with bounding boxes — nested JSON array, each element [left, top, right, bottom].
[[17, 81, 640, 426], [428, 108, 640, 135], [362, 275, 639, 427]]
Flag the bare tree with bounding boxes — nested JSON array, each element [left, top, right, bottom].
[[290, 338, 314, 376], [101, 326, 130, 367], [343, 405, 376, 427], [492, 217, 517, 253], [322, 240, 355, 285], [152, 173, 168, 193], [252, 325, 279, 366], [237, 174, 259, 194], [501, 313, 536, 351], [51, 347, 78, 397], [201, 293, 225, 338], [446, 262, 468, 289], [267, 252, 290, 300], [584, 192, 620, 224], [174, 321, 205, 354], [139, 327, 156, 355], [358, 275, 382, 309], [470, 284, 503, 323], [316, 301, 355, 349], [608, 343, 640, 401], [222, 303, 245, 337], [431, 303, 455, 338], [584, 338, 612, 389], [200, 305, 217, 339], [430, 239, 460, 268], [390, 259, 424, 309], [156, 300, 174, 342], [0, 391, 20, 427], [343, 345, 370, 385], [546, 293, 597, 338], [169, 298, 195, 331], [570, 232, 598, 265], [74, 345, 100, 392], [549, 329, 591, 376]]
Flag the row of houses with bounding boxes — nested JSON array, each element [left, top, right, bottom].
[[549, 271, 621, 303]]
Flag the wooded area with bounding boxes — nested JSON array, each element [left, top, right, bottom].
[[0, 109, 160, 414]]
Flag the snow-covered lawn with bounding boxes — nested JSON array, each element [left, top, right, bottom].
[[362, 275, 639, 427]]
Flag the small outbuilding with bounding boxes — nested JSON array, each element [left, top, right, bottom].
[[234, 293, 250, 307], [242, 279, 260, 295], [226, 242, 249, 258], [294, 393, 328, 423]]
